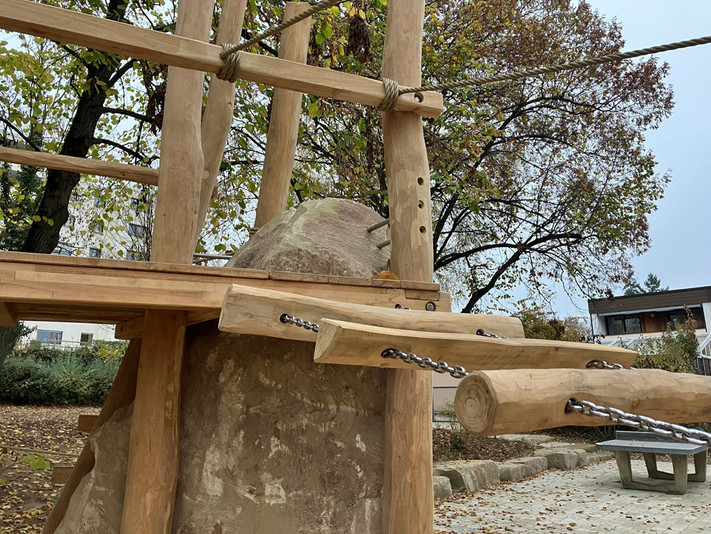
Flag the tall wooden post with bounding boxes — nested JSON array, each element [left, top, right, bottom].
[[253, 2, 312, 229], [122, 0, 212, 532], [381, 1, 434, 532]]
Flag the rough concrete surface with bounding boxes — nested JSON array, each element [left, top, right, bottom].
[[435, 459, 711, 533]]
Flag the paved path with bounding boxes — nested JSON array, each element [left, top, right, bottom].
[[434, 458, 711, 533]]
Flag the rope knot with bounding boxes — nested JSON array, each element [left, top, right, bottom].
[[377, 78, 400, 112], [218, 43, 241, 83]]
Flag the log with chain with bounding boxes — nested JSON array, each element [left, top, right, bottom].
[[217, 284, 711, 448]]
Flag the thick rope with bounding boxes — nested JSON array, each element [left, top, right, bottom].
[[399, 34, 711, 95], [377, 78, 400, 111], [218, 0, 344, 82]]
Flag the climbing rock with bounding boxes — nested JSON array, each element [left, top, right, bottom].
[[498, 462, 530, 482], [434, 476, 453, 499], [227, 198, 390, 277], [535, 450, 580, 470], [511, 456, 548, 475], [434, 460, 500, 493]]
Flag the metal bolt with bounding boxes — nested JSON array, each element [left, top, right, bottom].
[[425, 301, 436, 311]]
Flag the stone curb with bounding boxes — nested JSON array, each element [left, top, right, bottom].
[[433, 440, 612, 499]]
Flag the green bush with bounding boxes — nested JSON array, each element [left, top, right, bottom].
[[0, 352, 120, 405], [633, 308, 699, 373]]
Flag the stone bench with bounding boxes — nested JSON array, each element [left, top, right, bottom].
[[597, 430, 708, 494]]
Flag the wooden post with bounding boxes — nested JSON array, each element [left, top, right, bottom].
[[381, 1, 434, 532], [253, 2, 312, 229], [150, 0, 212, 264], [120, 310, 187, 534], [454, 369, 711, 436], [195, 0, 248, 241], [43, 340, 141, 534]]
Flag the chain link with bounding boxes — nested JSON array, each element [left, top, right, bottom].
[[567, 399, 711, 447], [476, 329, 507, 339], [280, 313, 320, 333], [381, 348, 469, 379]]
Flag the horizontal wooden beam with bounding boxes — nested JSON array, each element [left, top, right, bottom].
[[0, 0, 443, 118], [0, 252, 446, 325], [454, 369, 711, 435], [313, 319, 638, 371], [0, 146, 158, 185], [219, 284, 516, 344]]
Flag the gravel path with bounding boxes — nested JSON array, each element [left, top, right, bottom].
[[435, 459, 711, 533]]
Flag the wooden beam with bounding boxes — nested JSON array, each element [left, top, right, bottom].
[[0, 252, 445, 325], [77, 414, 99, 432], [454, 369, 711, 436], [0, 0, 443, 118], [313, 319, 638, 370], [219, 284, 519, 344], [43, 339, 141, 534], [0, 146, 158, 186], [0, 301, 17, 326], [51, 466, 74, 485], [253, 2, 311, 229], [195, 0, 248, 241], [381, 1, 433, 531], [121, 311, 186, 534]]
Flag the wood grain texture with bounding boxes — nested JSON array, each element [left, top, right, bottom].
[[0, 146, 158, 185], [150, 0, 212, 264], [121, 311, 186, 534], [196, 0, 248, 241], [253, 2, 311, 229], [219, 284, 517, 343], [0, 301, 16, 326], [0, 0, 443, 117], [380, 1, 433, 531], [77, 414, 99, 432], [454, 369, 711, 435], [43, 340, 141, 534], [314, 319, 638, 370]]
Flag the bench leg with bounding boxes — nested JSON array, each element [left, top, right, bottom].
[[690, 452, 707, 482], [615, 451, 634, 488], [643, 453, 661, 478], [669, 454, 688, 495]]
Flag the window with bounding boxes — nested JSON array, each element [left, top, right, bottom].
[[128, 223, 147, 237], [53, 243, 73, 256], [37, 330, 63, 343], [89, 247, 101, 258], [668, 307, 706, 330], [605, 314, 641, 335], [67, 215, 76, 226], [80, 333, 93, 345], [89, 220, 104, 233]]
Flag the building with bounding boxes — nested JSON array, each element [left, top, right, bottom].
[[587, 286, 711, 359], [19, 321, 118, 349]]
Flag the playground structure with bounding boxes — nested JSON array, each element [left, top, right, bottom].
[[1, 0, 711, 532]]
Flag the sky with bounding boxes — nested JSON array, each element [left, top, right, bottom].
[[550, 0, 711, 317]]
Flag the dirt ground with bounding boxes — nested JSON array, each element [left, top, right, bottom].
[[0, 405, 99, 534], [0, 405, 558, 533]]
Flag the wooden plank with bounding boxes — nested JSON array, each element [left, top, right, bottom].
[[121, 311, 186, 534], [269, 270, 330, 283], [196, 0, 247, 240], [313, 319, 638, 370], [77, 414, 99, 432], [0, 301, 17, 326], [454, 369, 711, 436], [51, 466, 74, 485], [115, 316, 146, 339], [43, 340, 141, 534], [0, 146, 158, 185], [253, 2, 311, 229], [219, 284, 524, 343], [380, 1, 433, 531], [0, 0, 442, 117]]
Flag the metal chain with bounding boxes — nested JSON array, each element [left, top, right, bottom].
[[586, 359, 624, 370], [567, 399, 711, 447], [381, 348, 469, 379], [280, 313, 320, 333], [476, 329, 507, 339]]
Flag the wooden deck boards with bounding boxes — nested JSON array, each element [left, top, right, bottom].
[[0, 252, 447, 326]]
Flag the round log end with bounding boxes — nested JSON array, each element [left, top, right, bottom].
[[454, 371, 497, 435]]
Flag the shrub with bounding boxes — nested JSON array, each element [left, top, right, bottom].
[[633, 307, 699, 373]]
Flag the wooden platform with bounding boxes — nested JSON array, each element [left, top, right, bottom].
[[0, 252, 448, 335]]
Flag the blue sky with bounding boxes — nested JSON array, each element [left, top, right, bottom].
[[552, 0, 711, 316]]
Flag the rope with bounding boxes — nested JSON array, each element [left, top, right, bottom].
[[218, 0, 344, 82], [377, 78, 400, 111], [398, 34, 711, 95]]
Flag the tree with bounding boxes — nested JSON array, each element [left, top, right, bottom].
[[623, 271, 668, 295], [514, 303, 590, 342]]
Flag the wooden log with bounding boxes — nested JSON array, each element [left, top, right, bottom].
[[51, 466, 74, 485], [380, 1, 433, 531], [454, 368, 711, 436], [43, 339, 141, 534], [314, 319, 638, 370], [219, 284, 521, 342], [150, 0, 212, 264], [120, 310, 186, 534], [253, 2, 311, 229], [77, 414, 99, 432], [0, 301, 17, 326], [195, 0, 248, 241], [0, 146, 158, 185], [0, 0, 443, 118]]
